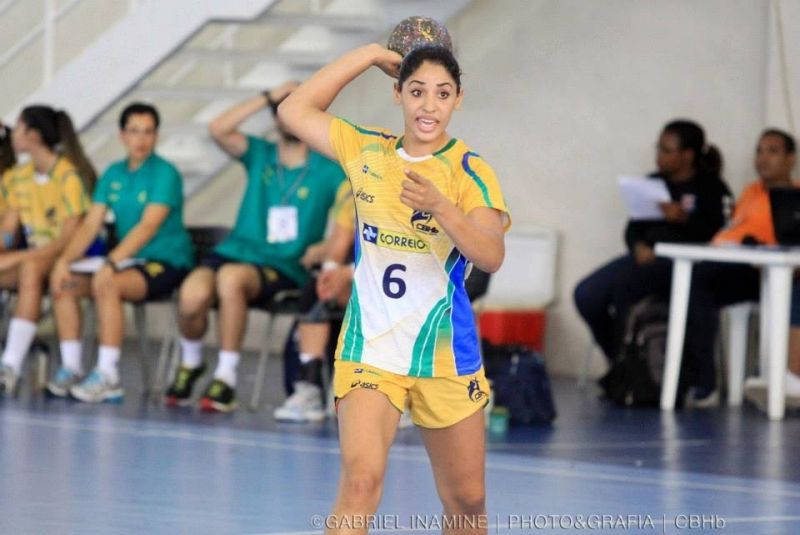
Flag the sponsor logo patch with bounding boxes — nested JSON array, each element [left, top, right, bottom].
[[411, 210, 439, 235], [361, 223, 429, 253], [468, 377, 487, 403]]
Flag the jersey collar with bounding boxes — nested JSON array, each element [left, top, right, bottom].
[[395, 136, 457, 162]]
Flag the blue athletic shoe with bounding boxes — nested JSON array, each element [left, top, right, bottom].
[[46, 367, 83, 398], [70, 370, 124, 403]]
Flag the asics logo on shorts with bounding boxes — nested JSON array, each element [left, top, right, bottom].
[[350, 380, 378, 390]]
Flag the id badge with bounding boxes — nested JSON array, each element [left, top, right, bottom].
[[267, 206, 298, 243]]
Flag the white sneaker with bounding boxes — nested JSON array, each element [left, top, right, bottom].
[[0, 365, 19, 397], [744, 382, 800, 413], [684, 387, 720, 409], [69, 370, 124, 403], [743, 376, 768, 390], [273, 381, 325, 422]]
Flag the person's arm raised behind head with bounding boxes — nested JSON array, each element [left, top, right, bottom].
[[278, 44, 402, 161], [208, 81, 298, 158]]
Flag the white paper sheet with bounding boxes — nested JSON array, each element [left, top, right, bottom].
[[617, 175, 671, 220], [69, 257, 143, 274]]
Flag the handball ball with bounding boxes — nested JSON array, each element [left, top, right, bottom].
[[387, 16, 453, 57]]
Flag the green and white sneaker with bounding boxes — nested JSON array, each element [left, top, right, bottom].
[[164, 363, 207, 407], [199, 379, 237, 413], [69, 370, 124, 403], [46, 367, 83, 398]]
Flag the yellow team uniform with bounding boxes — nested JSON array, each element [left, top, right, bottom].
[[5, 158, 90, 248], [329, 117, 510, 428], [331, 179, 356, 234]]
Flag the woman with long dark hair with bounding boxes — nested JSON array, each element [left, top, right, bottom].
[[574, 119, 731, 372], [0, 105, 94, 396], [280, 42, 509, 530]]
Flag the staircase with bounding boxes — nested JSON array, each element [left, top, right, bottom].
[[1, 0, 472, 195]]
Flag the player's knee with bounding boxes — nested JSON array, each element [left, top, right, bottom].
[[179, 283, 214, 316], [18, 266, 44, 289], [441, 483, 485, 514], [215, 267, 247, 301], [91, 275, 117, 299], [340, 471, 383, 504]]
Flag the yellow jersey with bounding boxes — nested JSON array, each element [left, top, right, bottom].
[[5, 158, 90, 248], [329, 117, 510, 377]]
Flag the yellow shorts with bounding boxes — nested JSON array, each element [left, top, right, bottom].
[[333, 360, 491, 429]]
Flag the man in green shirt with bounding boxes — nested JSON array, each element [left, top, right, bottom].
[[47, 102, 194, 402], [166, 81, 344, 412]]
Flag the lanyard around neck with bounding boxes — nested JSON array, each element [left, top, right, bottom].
[[275, 158, 310, 205]]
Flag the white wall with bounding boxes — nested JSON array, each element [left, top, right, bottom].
[[445, 0, 769, 377], [766, 0, 800, 132], [186, 0, 781, 373], [336, 0, 770, 377]]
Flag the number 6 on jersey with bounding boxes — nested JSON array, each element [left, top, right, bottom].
[[382, 264, 407, 299]]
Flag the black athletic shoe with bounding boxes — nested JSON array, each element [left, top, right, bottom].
[[199, 379, 237, 413], [164, 363, 207, 407]]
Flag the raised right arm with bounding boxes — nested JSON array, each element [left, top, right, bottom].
[[278, 44, 402, 160]]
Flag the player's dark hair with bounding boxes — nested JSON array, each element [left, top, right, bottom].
[[398, 45, 462, 92], [20, 105, 97, 192]]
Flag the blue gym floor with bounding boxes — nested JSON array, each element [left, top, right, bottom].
[[1, 348, 800, 534]]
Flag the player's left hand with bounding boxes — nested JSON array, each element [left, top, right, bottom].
[[400, 168, 448, 215]]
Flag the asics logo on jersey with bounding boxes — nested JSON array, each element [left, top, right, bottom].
[[361, 223, 429, 253], [411, 210, 439, 235], [468, 378, 487, 403], [355, 188, 375, 203]]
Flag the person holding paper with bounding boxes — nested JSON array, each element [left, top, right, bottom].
[[574, 120, 730, 364], [46, 103, 194, 402], [0, 106, 95, 397], [163, 82, 344, 412]]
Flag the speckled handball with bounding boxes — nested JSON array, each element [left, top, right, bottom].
[[387, 16, 453, 57]]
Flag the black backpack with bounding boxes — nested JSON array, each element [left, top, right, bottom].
[[483, 342, 557, 424], [598, 296, 668, 406]]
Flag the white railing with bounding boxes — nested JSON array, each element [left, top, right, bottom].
[[0, 0, 135, 119]]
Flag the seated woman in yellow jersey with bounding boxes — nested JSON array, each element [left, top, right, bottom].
[[164, 81, 344, 412], [0, 106, 95, 397], [47, 103, 194, 403], [280, 44, 510, 526], [274, 180, 355, 422]]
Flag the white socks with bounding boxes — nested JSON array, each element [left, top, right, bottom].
[[1, 318, 37, 374], [179, 337, 204, 369], [59, 340, 83, 374], [299, 352, 320, 364], [97, 345, 120, 384], [214, 350, 239, 387]]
